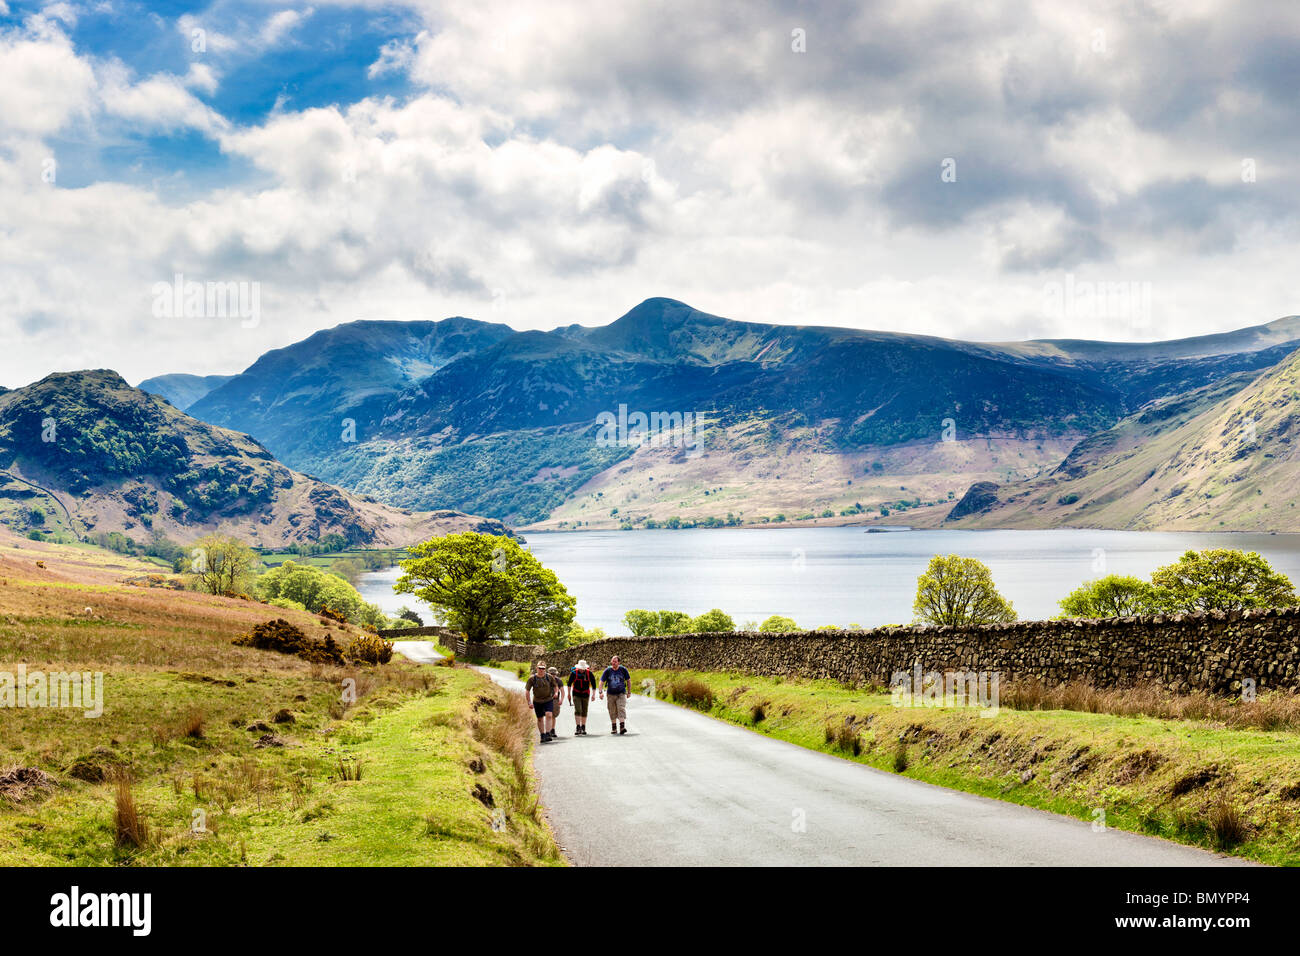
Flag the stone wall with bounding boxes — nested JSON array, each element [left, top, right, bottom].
[[515, 607, 1300, 695], [376, 625, 463, 643]]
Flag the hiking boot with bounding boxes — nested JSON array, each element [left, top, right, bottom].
[[611, 723, 618, 734], [619, 723, 627, 735]]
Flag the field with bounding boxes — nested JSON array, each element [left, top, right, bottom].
[[558, 664, 1300, 864], [0, 530, 558, 866]]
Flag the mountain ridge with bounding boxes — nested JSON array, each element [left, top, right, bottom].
[[146, 298, 1300, 528]]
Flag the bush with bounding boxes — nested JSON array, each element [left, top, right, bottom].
[[670, 677, 715, 711], [758, 615, 800, 633], [349, 633, 394, 665], [234, 619, 345, 665]]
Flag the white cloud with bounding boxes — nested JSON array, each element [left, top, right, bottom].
[[0, 24, 94, 137], [3, 0, 1300, 388], [99, 65, 228, 134]]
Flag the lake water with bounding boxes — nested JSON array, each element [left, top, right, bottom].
[[357, 528, 1300, 633]]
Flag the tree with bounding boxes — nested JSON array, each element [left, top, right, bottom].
[[398, 607, 424, 627], [1148, 549, 1297, 613], [188, 534, 259, 596], [758, 615, 800, 633], [622, 609, 692, 636], [912, 555, 1016, 626], [395, 533, 575, 645], [256, 560, 389, 628], [1058, 575, 1157, 618], [690, 608, 735, 633]]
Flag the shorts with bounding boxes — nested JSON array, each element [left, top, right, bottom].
[[572, 694, 589, 717], [533, 699, 554, 718], [607, 692, 627, 721]]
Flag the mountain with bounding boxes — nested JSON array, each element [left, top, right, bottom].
[[0, 370, 511, 547], [944, 350, 1300, 530], [137, 373, 236, 411], [164, 298, 1300, 528], [188, 317, 515, 467]]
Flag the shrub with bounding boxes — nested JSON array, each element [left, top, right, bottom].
[[825, 720, 861, 755], [234, 618, 345, 665], [893, 741, 909, 772], [349, 633, 394, 665], [670, 677, 715, 711], [1208, 797, 1249, 850], [114, 780, 149, 849], [758, 615, 800, 633], [319, 606, 348, 625]]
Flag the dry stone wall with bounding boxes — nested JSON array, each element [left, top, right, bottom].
[[462, 607, 1300, 695]]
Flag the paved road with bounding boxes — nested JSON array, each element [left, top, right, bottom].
[[391, 640, 444, 665], [392, 646, 1250, 866]]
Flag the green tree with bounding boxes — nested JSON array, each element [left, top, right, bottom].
[[256, 560, 388, 628], [564, 622, 607, 649], [395, 533, 575, 645], [1148, 549, 1297, 613], [188, 534, 259, 596], [1058, 575, 1158, 618], [622, 609, 692, 636], [912, 555, 1016, 626], [689, 608, 735, 633], [758, 614, 800, 633]]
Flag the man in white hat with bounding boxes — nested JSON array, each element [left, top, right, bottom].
[[566, 659, 597, 735]]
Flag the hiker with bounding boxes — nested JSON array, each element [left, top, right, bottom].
[[525, 661, 557, 742], [567, 659, 597, 735], [599, 655, 632, 735], [547, 666, 566, 737]]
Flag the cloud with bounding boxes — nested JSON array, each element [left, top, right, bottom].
[[2, 0, 1300, 387], [99, 64, 228, 135]]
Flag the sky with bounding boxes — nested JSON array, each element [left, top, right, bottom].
[[2, 0, 1300, 387]]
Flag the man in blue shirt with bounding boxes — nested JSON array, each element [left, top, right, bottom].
[[599, 655, 632, 735]]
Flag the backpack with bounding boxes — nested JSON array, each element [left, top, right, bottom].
[[570, 669, 592, 695], [529, 675, 553, 702], [606, 667, 627, 695]]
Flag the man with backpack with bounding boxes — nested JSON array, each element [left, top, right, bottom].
[[525, 661, 559, 742], [547, 666, 566, 737], [567, 659, 597, 735], [600, 655, 632, 735]]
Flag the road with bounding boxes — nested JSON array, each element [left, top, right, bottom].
[[393, 643, 1250, 866]]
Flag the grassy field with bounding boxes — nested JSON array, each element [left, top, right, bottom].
[[0, 530, 558, 866], [593, 666, 1300, 865]]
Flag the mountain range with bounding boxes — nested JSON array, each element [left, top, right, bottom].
[[132, 297, 1300, 531]]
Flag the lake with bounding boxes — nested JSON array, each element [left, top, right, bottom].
[[357, 528, 1300, 633]]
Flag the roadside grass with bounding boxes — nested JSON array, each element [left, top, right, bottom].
[[629, 667, 1300, 865], [0, 532, 559, 867]]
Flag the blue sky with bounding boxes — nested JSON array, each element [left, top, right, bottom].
[[6, 0, 420, 191], [2, 0, 1300, 386]]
